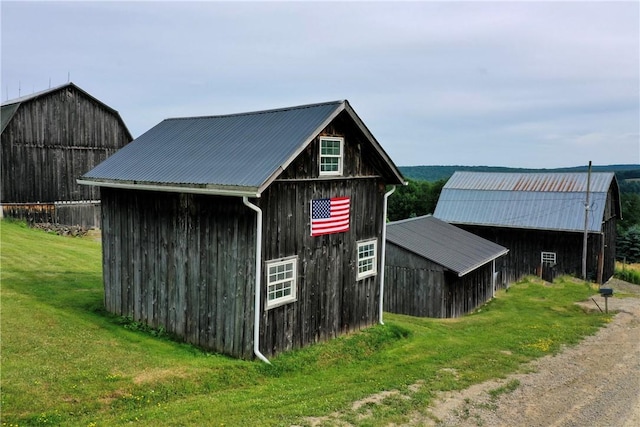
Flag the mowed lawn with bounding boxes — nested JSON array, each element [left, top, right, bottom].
[[1, 220, 610, 426]]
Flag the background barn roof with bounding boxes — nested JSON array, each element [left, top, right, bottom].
[[1, 82, 131, 138], [80, 100, 404, 196], [386, 215, 508, 277], [434, 171, 619, 233]]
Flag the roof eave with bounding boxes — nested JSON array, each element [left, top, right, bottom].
[[448, 221, 603, 234], [77, 178, 261, 198], [455, 248, 510, 277]]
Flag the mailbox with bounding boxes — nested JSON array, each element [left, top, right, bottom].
[[599, 287, 613, 297]]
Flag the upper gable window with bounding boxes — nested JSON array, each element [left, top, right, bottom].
[[319, 137, 344, 176]]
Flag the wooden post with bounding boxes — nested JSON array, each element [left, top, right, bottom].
[[582, 161, 592, 280]]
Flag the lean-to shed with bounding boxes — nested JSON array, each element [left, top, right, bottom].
[[385, 215, 508, 318], [79, 100, 405, 360], [434, 171, 621, 283], [1, 82, 132, 227]]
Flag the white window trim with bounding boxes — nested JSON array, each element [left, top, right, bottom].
[[541, 251, 556, 264], [265, 256, 298, 309], [357, 239, 378, 280], [319, 137, 344, 176]]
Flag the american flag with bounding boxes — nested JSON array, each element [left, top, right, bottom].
[[310, 197, 350, 236]]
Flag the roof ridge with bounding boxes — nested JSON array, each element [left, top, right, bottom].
[[165, 100, 345, 122], [1, 82, 75, 106]]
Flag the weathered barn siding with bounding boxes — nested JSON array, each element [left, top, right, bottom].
[[1, 84, 131, 227], [101, 188, 256, 359], [384, 245, 445, 317], [1, 201, 101, 227], [101, 178, 385, 358], [460, 226, 606, 283], [260, 178, 384, 355], [83, 100, 404, 359], [384, 243, 496, 318]]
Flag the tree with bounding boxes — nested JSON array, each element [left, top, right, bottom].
[[617, 225, 640, 263], [387, 178, 446, 221]]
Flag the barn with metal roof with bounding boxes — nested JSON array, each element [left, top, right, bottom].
[[80, 100, 405, 361], [434, 171, 621, 283], [384, 215, 508, 318]]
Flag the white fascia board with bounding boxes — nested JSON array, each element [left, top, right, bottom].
[[77, 179, 261, 198]]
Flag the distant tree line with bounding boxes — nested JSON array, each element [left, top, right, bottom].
[[387, 179, 446, 222]]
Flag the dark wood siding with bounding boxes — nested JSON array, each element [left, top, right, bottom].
[[97, 110, 397, 359], [101, 188, 256, 359], [384, 244, 446, 317], [1, 201, 101, 227], [1, 85, 131, 227], [384, 243, 496, 318], [280, 110, 384, 180], [258, 177, 385, 356], [460, 226, 610, 283]]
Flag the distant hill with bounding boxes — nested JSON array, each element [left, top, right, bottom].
[[399, 164, 640, 183]]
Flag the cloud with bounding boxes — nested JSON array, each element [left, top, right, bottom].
[[1, 0, 638, 168]]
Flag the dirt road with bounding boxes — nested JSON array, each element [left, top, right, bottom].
[[427, 279, 640, 427]]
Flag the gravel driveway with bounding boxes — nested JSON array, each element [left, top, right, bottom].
[[427, 279, 640, 427]]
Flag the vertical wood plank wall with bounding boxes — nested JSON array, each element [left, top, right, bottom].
[[1, 85, 131, 227], [462, 226, 611, 283], [101, 189, 256, 359], [99, 109, 397, 359], [384, 243, 496, 318], [259, 178, 384, 356]]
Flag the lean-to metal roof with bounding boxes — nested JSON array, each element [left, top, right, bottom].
[[434, 171, 619, 233], [386, 215, 508, 277], [79, 100, 404, 197]]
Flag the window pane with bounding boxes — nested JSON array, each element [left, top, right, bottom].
[[266, 259, 297, 308], [321, 158, 339, 172]]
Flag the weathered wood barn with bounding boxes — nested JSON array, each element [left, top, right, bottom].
[[434, 172, 621, 284], [79, 100, 405, 360], [1, 82, 132, 227], [385, 215, 508, 318]]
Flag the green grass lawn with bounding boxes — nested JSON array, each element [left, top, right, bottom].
[[0, 220, 610, 426]]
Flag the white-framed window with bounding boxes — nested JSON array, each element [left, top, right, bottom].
[[319, 137, 344, 176], [266, 256, 297, 309], [357, 239, 378, 280], [541, 252, 556, 265]]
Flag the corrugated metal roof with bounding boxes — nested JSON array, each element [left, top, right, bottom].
[[81, 100, 404, 196], [444, 171, 615, 193], [1, 82, 72, 107], [386, 215, 508, 276], [434, 171, 617, 233]]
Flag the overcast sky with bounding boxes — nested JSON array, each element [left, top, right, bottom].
[[2, 1, 638, 168]]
